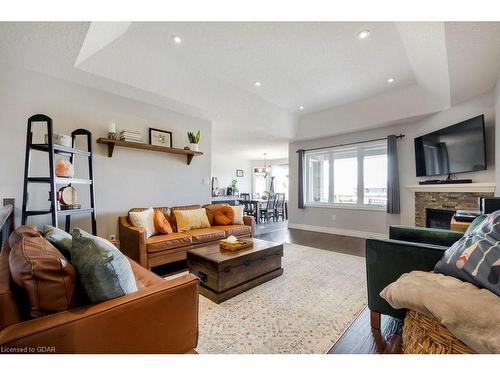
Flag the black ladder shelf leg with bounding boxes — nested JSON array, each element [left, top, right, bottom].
[[21, 115, 97, 235]]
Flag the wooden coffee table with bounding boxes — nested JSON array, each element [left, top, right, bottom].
[[187, 239, 283, 303]]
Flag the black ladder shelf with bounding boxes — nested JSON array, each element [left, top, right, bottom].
[[21, 114, 97, 235]]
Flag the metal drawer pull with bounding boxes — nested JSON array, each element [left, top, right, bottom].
[[260, 256, 267, 261], [197, 271, 208, 283], [244, 260, 251, 266]]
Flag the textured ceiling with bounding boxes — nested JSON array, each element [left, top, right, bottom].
[[0, 22, 499, 159]]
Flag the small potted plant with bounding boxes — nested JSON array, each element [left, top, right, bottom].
[[231, 179, 239, 195], [187, 130, 201, 151]]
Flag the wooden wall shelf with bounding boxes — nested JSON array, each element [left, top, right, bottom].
[[96, 138, 203, 165]]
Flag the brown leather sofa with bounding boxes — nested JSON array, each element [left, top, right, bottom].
[[0, 231, 199, 354], [119, 204, 255, 269]]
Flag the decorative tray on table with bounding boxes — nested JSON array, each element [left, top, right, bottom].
[[219, 238, 253, 252]]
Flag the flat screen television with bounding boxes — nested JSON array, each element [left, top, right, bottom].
[[414, 115, 486, 177]]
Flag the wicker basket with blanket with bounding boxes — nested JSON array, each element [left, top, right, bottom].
[[402, 310, 475, 354]]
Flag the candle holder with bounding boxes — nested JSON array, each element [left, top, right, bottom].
[[108, 132, 117, 140]]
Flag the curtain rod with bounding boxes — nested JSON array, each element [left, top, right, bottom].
[[296, 133, 405, 153]]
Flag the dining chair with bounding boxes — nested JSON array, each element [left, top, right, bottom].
[[260, 195, 276, 223], [274, 193, 286, 221]]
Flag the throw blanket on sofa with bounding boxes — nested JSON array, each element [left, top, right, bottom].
[[381, 271, 500, 354]]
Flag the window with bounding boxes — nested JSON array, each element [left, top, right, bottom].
[[304, 142, 387, 208]]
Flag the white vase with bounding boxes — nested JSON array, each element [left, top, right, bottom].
[[190, 143, 199, 152]]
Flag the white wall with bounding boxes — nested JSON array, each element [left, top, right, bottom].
[[0, 65, 212, 239], [211, 153, 252, 194], [289, 91, 496, 236]]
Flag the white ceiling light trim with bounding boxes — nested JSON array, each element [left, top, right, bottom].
[[357, 29, 371, 40], [254, 81, 262, 87], [387, 77, 395, 83], [173, 35, 182, 44]]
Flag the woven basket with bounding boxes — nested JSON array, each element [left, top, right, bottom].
[[402, 310, 475, 354]]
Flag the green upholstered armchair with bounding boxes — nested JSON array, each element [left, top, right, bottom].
[[365, 225, 464, 329]]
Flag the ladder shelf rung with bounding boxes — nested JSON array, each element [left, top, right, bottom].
[[31, 143, 91, 157], [57, 208, 94, 216], [27, 177, 92, 185]]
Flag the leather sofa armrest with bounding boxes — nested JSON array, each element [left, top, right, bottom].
[[366, 238, 448, 320], [0, 274, 199, 354], [119, 216, 148, 268], [243, 215, 255, 237], [389, 225, 463, 247]]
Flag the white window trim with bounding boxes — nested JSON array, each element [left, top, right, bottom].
[[304, 140, 387, 209]]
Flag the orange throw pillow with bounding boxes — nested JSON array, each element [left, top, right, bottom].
[[154, 209, 173, 234], [213, 206, 235, 226]]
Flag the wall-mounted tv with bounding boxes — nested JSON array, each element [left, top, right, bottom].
[[414, 115, 486, 177]]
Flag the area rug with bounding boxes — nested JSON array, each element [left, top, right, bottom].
[[195, 243, 367, 354]]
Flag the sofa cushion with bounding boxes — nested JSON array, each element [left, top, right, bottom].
[[213, 225, 252, 237], [70, 228, 138, 303], [9, 227, 77, 318], [231, 205, 245, 225], [435, 210, 500, 296], [203, 203, 229, 225], [8, 225, 39, 248], [147, 233, 193, 253], [128, 257, 164, 289], [0, 241, 21, 330], [186, 228, 226, 244], [174, 208, 210, 232], [42, 224, 73, 259], [154, 209, 173, 234], [213, 205, 235, 225], [169, 204, 201, 231], [129, 207, 157, 238]]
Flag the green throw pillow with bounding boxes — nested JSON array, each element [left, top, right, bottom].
[[42, 225, 73, 259], [70, 228, 137, 303]]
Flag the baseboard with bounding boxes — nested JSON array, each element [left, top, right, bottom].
[[287, 223, 387, 240]]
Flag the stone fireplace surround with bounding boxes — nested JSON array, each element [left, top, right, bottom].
[[414, 191, 493, 227], [405, 183, 496, 227]]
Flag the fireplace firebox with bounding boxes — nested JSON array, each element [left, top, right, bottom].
[[426, 208, 455, 229]]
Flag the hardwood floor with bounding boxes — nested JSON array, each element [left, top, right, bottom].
[[327, 307, 403, 354]]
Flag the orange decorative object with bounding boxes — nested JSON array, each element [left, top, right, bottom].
[[154, 209, 173, 234], [213, 206, 235, 226], [55, 159, 74, 178]]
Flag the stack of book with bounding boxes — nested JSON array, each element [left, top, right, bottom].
[[120, 129, 142, 143]]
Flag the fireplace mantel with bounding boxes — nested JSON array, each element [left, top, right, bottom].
[[405, 182, 496, 193]]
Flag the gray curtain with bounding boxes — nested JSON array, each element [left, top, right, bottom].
[[297, 149, 305, 209], [387, 135, 400, 214]]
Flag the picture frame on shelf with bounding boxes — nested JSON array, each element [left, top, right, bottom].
[[236, 169, 244, 177], [149, 128, 173, 148]]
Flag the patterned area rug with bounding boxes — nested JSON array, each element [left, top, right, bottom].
[[195, 243, 367, 354]]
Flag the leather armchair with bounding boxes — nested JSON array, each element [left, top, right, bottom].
[[366, 225, 463, 328]]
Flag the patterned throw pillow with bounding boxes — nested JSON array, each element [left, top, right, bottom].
[[70, 228, 138, 303], [434, 211, 500, 296], [128, 207, 157, 238]]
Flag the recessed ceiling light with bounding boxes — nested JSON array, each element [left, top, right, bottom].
[[357, 30, 371, 40], [173, 35, 182, 44], [254, 81, 262, 87], [299, 106, 304, 111], [387, 77, 395, 83]]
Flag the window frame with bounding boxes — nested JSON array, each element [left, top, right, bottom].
[[304, 141, 387, 211]]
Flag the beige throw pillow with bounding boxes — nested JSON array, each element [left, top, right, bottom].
[[174, 208, 211, 232], [128, 207, 157, 238], [232, 205, 245, 225]]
